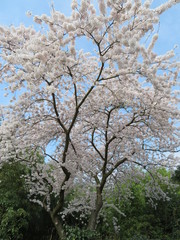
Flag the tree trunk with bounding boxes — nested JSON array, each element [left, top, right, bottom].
[[50, 213, 66, 240], [49, 169, 70, 239], [88, 188, 103, 230]]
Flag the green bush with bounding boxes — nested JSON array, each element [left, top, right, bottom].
[[0, 207, 29, 240], [65, 225, 100, 240]]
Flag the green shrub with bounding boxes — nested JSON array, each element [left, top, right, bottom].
[[65, 225, 100, 240], [0, 207, 29, 240]]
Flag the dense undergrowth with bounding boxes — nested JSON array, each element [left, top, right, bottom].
[[0, 163, 180, 240]]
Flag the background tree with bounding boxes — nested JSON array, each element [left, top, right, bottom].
[[96, 167, 180, 240], [0, 0, 179, 238], [0, 162, 29, 239], [0, 161, 54, 239]]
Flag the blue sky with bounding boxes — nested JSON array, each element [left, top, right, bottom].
[[0, 0, 180, 105]]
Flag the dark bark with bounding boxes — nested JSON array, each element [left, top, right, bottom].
[[50, 213, 66, 240]]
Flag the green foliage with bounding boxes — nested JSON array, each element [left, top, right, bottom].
[[0, 162, 29, 239], [0, 162, 27, 208], [172, 166, 180, 184], [65, 225, 100, 240], [0, 161, 53, 240], [0, 162, 180, 240], [96, 167, 180, 240], [0, 207, 29, 240]]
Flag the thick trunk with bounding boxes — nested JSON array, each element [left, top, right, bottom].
[[49, 166, 70, 239], [50, 213, 66, 240], [88, 189, 103, 230]]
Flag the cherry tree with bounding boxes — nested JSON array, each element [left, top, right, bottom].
[[0, 0, 179, 238]]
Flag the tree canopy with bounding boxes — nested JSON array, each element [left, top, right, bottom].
[[0, 0, 179, 239]]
